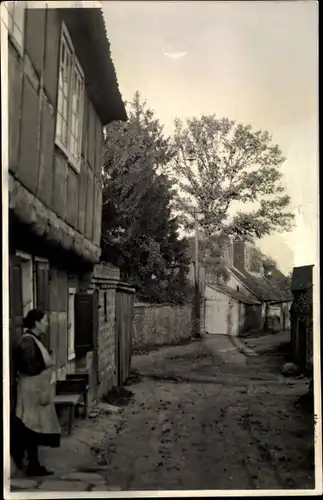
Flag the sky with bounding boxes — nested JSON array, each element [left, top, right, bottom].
[[102, 0, 319, 274]]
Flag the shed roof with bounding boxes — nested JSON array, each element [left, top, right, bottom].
[[60, 8, 127, 125], [291, 265, 314, 291], [207, 283, 261, 305], [229, 267, 292, 302]]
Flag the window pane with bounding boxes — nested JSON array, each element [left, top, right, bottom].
[[62, 120, 68, 146], [61, 42, 65, 70], [71, 72, 77, 111], [63, 97, 68, 121], [64, 51, 71, 96], [56, 113, 62, 140], [75, 120, 80, 141], [70, 136, 74, 156], [69, 64, 84, 161], [59, 62, 64, 89], [70, 114, 74, 136], [76, 73, 84, 159], [57, 88, 63, 114], [73, 115, 78, 136], [72, 93, 77, 114]]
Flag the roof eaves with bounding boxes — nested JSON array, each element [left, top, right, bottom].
[[228, 267, 263, 301], [230, 267, 291, 302], [208, 283, 261, 305]]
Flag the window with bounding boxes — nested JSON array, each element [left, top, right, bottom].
[[56, 24, 84, 172], [104, 292, 108, 322], [67, 288, 76, 361], [16, 252, 34, 317], [6, 1, 25, 53]]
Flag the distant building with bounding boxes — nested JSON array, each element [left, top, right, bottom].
[[187, 237, 292, 337]]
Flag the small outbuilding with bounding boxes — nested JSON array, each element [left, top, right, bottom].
[[205, 283, 262, 336]]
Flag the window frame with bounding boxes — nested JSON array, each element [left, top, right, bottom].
[[33, 256, 49, 307], [5, 1, 26, 56], [55, 22, 85, 174], [67, 288, 76, 361], [16, 251, 34, 318]]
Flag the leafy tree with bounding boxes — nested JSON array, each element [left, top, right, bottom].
[[101, 92, 191, 303], [170, 115, 294, 241]]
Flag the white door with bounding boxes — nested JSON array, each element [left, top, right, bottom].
[[205, 297, 228, 334], [230, 301, 240, 336]]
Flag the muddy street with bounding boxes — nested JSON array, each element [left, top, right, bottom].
[[96, 333, 314, 491]]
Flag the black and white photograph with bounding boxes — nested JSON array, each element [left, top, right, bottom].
[[1, 0, 320, 497]]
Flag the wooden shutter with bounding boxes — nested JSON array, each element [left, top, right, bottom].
[[74, 292, 95, 358], [9, 255, 24, 341], [36, 260, 50, 348], [9, 255, 23, 413]]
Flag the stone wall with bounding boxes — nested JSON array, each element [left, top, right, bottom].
[[97, 287, 117, 397], [133, 303, 193, 350], [90, 263, 120, 399]]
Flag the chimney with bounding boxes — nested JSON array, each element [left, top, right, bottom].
[[233, 240, 245, 269], [222, 239, 234, 267]]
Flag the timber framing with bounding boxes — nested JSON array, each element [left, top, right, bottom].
[[9, 173, 100, 265]]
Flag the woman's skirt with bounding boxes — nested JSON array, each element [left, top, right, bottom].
[[11, 415, 60, 449]]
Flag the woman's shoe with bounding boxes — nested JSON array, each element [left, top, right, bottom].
[[11, 453, 24, 471], [26, 465, 54, 477]]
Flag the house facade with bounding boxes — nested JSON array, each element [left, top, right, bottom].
[[6, 5, 127, 411], [204, 283, 261, 336]]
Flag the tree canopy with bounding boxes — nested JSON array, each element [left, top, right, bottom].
[[170, 115, 294, 241], [101, 92, 192, 303], [101, 100, 294, 297]]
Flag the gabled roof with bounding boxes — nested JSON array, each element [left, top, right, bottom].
[[207, 283, 261, 305], [60, 8, 127, 125], [229, 266, 292, 302], [291, 265, 314, 292]]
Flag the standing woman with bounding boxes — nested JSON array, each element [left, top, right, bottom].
[[11, 309, 61, 476]]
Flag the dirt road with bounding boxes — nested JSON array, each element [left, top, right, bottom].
[[96, 333, 314, 491]]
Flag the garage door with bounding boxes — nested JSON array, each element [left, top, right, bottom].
[[205, 297, 228, 334]]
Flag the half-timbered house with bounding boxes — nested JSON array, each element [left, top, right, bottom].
[[6, 4, 127, 412]]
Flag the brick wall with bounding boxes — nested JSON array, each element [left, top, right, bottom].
[[133, 303, 193, 350], [97, 287, 117, 397]]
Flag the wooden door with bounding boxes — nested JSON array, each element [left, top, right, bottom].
[[74, 292, 96, 358], [115, 286, 135, 386], [205, 296, 228, 334], [9, 254, 23, 413], [74, 291, 99, 395]]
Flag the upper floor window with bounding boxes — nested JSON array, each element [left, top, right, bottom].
[[56, 23, 84, 173], [6, 1, 25, 53]]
